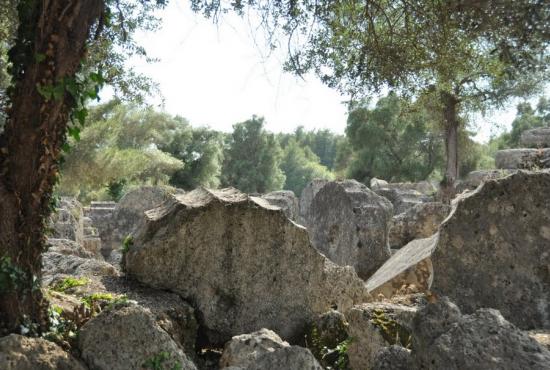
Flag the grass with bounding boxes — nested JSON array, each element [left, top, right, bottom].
[[81, 292, 130, 310], [51, 277, 89, 292]]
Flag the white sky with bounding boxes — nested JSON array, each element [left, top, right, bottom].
[[121, 1, 543, 143]]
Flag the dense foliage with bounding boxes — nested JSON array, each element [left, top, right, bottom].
[[59, 93, 543, 201], [491, 97, 550, 149], [192, 0, 549, 187], [221, 116, 286, 193]]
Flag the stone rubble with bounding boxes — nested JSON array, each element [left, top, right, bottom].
[[2, 168, 547, 370], [308, 180, 393, 279], [125, 187, 370, 343]]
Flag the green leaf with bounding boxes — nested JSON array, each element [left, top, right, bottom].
[[67, 126, 81, 141], [64, 78, 78, 98], [34, 53, 46, 63], [36, 84, 53, 100], [74, 108, 88, 125], [52, 83, 65, 101], [89, 72, 105, 84]]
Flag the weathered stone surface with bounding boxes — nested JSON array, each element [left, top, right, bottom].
[[373, 185, 434, 215], [79, 305, 196, 370], [366, 235, 436, 298], [113, 185, 173, 241], [99, 276, 200, 356], [520, 127, 550, 148], [260, 190, 299, 221], [372, 345, 412, 370], [49, 197, 84, 244], [411, 298, 550, 370], [389, 202, 450, 249], [220, 328, 289, 368], [312, 310, 348, 350], [370, 178, 437, 195], [529, 330, 550, 351], [42, 252, 118, 286], [495, 148, 550, 169], [346, 302, 416, 370], [247, 346, 323, 370], [306, 310, 349, 367], [86, 187, 173, 258], [46, 238, 94, 259], [370, 177, 389, 190], [85, 202, 116, 257], [82, 237, 102, 258], [0, 334, 86, 370], [455, 169, 517, 192], [309, 180, 393, 279], [126, 187, 370, 343], [431, 171, 550, 329], [298, 178, 329, 226]]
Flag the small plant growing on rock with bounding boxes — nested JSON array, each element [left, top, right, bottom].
[[121, 235, 134, 254], [81, 292, 115, 308], [305, 311, 350, 368], [51, 277, 89, 292], [81, 292, 131, 311], [42, 305, 78, 349], [120, 235, 134, 272], [370, 309, 412, 349], [335, 338, 352, 370], [143, 351, 183, 370]]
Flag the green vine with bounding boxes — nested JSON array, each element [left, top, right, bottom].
[[36, 70, 105, 143], [0, 256, 28, 294]]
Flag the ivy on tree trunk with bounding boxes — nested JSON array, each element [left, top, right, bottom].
[[0, 0, 103, 333]]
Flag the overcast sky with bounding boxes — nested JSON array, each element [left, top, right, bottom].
[[122, 1, 542, 142]]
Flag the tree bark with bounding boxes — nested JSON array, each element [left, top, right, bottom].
[[0, 0, 103, 334], [440, 91, 460, 201]]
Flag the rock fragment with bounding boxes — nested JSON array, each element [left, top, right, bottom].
[[126, 187, 370, 343], [309, 180, 393, 279]]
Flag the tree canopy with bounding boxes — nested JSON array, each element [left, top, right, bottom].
[[191, 0, 549, 186], [221, 116, 285, 193], [279, 137, 334, 195], [345, 93, 443, 183], [58, 102, 184, 201]]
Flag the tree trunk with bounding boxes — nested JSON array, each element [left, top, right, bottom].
[[0, 0, 103, 334], [440, 91, 460, 201]]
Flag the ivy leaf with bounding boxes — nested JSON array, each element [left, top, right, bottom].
[[67, 126, 81, 141], [86, 88, 99, 100], [52, 83, 65, 101], [34, 53, 46, 63], [65, 78, 78, 99], [74, 108, 88, 126], [89, 71, 105, 85], [36, 84, 53, 100]]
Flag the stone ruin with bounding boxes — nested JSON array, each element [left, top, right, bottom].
[[370, 178, 437, 215], [495, 128, 550, 170], [125, 187, 370, 343], [48, 197, 102, 259], [366, 171, 550, 330], [298, 178, 330, 227], [83, 186, 174, 259], [83, 200, 116, 257], [307, 180, 393, 280], [11, 167, 549, 369], [260, 190, 299, 221]]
